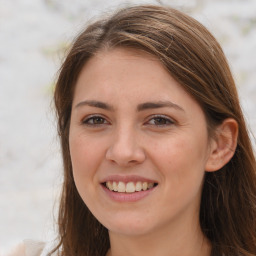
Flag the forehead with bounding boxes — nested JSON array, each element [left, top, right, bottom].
[[74, 48, 182, 97], [73, 47, 200, 112], [82, 47, 164, 80]]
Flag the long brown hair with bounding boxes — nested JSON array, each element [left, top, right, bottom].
[[52, 5, 256, 256]]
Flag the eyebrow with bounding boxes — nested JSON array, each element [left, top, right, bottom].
[[75, 100, 114, 111], [75, 100, 184, 112], [137, 101, 184, 112]]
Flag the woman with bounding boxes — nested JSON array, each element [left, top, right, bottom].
[[11, 4, 256, 256]]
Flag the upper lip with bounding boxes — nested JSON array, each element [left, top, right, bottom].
[[100, 175, 158, 184]]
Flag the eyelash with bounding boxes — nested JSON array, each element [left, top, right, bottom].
[[81, 114, 175, 127], [145, 115, 175, 127], [82, 115, 109, 126]]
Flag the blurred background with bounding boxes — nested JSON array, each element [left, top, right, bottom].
[[0, 0, 255, 253]]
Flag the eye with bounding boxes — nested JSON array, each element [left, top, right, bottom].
[[146, 115, 175, 126], [82, 115, 109, 126]]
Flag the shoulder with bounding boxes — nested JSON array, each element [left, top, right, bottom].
[[6, 240, 56, 256], [6, 242, 26, 256], [24, 240, 46, 256]]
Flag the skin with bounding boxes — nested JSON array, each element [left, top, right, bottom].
[[69, 48, 233, 256], [7, 243, 26, 256]]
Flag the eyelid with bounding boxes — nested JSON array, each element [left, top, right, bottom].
[[81, 114, 110, 126], [145, 114, 175, 126], [80, 114, 175, 127]]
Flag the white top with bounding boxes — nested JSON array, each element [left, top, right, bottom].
[[6, 240, 56, 256]]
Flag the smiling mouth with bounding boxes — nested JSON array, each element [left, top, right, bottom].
[[103, 181, 158, 193]]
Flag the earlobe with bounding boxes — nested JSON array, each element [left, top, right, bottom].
[[205, 118, 238, 172]]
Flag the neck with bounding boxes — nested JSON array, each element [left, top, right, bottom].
[[107, 216, 211, 256]]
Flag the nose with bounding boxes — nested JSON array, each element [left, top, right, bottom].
[[105, 126, 146, 167]]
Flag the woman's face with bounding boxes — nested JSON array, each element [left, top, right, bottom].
[[69, 48, 213, 237]]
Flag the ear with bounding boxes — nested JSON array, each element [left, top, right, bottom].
[[205, 118, 238, 172]]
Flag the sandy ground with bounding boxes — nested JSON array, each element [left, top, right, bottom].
[[0, 0, 255, 253]]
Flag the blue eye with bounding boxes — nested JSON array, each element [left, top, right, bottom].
[[82, 116, 108, 126], [147, 115, 174, 126]]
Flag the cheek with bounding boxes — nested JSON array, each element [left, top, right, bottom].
[[70, 133, 103, 169], [69, 135, 102, 205], [149, 134, 208, 188], [69, 134, 100, 193]]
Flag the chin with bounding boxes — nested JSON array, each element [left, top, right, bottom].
[[104, 216, 155, 237], [109, 225, 153, 237]]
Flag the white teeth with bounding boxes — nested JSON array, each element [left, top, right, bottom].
[[113, 181, 118, 192], [126, 182, 135, 193], [135, 181, 142, 191], [105, 181, 156, 193], [148, 182, 154, 189], [106, 181, 113, 191], [117, 181, 126, 192], [142, 182, 147, 191]]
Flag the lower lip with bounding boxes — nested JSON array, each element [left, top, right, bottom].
[[101, 184, 156, 202]]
